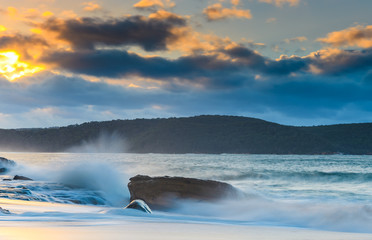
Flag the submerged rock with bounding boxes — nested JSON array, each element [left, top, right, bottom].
[[128, 175, 242, 209], [124, 199, 152, 213], [0, 157, 16, 174], [0, 207, 11, 214], [13, 175, 33, 181]]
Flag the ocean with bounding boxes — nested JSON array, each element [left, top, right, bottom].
[[0, 153, 371, 235]]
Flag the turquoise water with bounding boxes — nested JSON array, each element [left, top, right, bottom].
[[1, 153, 372, 232]]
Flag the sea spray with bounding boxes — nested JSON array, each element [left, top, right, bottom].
[[171, 197, 372, 233], [54, 161, 130, 206], [66, 132, 127, 153], [0, 158, 130, 206]]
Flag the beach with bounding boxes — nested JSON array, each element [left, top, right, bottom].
[[1, 198, 372, 240]]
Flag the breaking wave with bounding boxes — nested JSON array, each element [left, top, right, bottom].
[[0, 160, 130, 207]]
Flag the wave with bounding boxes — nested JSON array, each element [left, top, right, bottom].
[[0, 182, 107, 205], [170, 197, 372, 233], [220, 170, 372, 182], [0, 161, 130, 207]]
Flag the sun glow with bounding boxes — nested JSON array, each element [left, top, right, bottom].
[[0, 51, 44, 81]]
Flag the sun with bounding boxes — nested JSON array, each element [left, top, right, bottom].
[[0, 51, 44, 81]]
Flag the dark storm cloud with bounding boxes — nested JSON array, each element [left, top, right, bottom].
[[224, 46, 309, 75], [42, 45, 372, 90], [42, 49, 247, 88], [224, 46, 266, 68], [40, 16, 186, 51], [309, 48, 372, 75], [0, 34, 48, 61], [225, 46, 372, 77], [0, 34, 47, 49]]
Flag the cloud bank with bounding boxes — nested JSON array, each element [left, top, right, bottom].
[[0, 2, 372, 128]]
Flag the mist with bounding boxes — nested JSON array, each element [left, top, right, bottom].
[[66, 132, 127, 153]]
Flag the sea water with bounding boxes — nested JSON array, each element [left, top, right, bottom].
[[0, 153, 371, 233]]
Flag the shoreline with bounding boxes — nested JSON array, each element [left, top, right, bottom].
[[1, 221, 372, 240], [1, 198, 372, 240]]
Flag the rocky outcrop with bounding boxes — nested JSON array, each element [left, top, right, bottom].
[[0, 157, 16, 173], [128, 175, 242, 209], [13, 175, 33, 181]]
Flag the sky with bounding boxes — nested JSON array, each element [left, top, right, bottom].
[[0, 0, 372, 128]]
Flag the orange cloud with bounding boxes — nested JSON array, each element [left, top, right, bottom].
[[231, 0, 240, 6], [6, 7, 18, 18], [148, 9, 185, 21], [318, 25, 372, 48], [203, 3, 252, 21], [82, 2, 102, 12], [1, 6, 54, 23], [168, 27, 235, 56], [133, 0, 175, 9], [259, 0, 300, 7]]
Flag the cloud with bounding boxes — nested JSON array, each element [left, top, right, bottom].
[[148, 9, 185, 21], [0, 33, 48, 62], [39, 43, 309, 89], [39, 15, 186, 51], [284, 36, 307, 44], [259, 0, 300, 7], [231, 0, 240, 6], [133, 0, 175, 9], [225, 46, 309, 75], [82, 2, 102, 12], [0, 73, 166, 111], [318, 25, 372, 48], [0, 73, 192, 128], [203, 3, 252, 21], [266, 17, 277, 23], [0, 7, 54, 21], [41, 49, 248, 89], [225, 45, 372, 77], [307, 48, 372, 75], [0, 33, 47, 49], [39, 39, 372, 90]]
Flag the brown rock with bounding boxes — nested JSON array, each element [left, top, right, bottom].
[[128, 175, 242, 209]]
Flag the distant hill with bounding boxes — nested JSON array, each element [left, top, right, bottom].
[[1, 115, 372, 154]]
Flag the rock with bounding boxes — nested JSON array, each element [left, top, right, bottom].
[[0, 207, 10, 214], [124, 199, 152, 213], [0, 157, 16, 174], [13, 175, 33, 181], [128, 175, 242, 209]]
